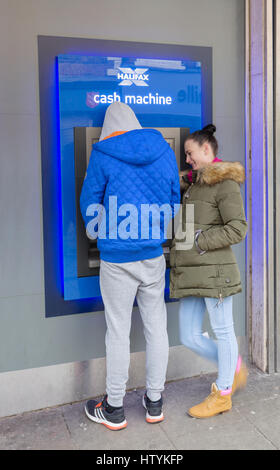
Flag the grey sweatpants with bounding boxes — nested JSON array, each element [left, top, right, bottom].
[[100, 255, 169, 407]]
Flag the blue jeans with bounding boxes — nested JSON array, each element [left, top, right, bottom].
[[179, 296, 238, 390]]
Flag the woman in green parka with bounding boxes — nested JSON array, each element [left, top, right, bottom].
[[169, 124, 248, 419]]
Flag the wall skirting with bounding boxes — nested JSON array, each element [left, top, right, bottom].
[[0, 339, 247, 418]]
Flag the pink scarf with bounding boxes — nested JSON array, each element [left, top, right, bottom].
[[187, 157, 223, 183]]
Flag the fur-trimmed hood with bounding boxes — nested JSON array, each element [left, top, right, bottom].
[[196, 161, 245, 186]]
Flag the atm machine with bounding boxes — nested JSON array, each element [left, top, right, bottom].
[[74, 126, 190, 279], [37, 40, 212, 315], [55, 53, 203, 303]]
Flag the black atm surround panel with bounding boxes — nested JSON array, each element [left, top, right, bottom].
[[75, 126, 189, 278]]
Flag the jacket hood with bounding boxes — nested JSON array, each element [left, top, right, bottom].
[[196, 161, 246, 185], [95, 129, 170, 166], [95, 101, 169, 165], [99, 102, 142, 141]]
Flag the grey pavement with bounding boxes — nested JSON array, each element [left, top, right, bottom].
[[0, 366, 279, 451]]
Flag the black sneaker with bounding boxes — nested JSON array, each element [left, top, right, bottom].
[[85, 395, 127, 431], [142, 393, 164, 423]]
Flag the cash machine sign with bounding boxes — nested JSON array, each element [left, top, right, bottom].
[[117, 68, 149, 86]]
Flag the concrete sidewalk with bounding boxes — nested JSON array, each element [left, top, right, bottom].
[[0, 366, 279, 450]]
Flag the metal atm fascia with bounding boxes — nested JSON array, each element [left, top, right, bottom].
[[75, 126, 189, 280]]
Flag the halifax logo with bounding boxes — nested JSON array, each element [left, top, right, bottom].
[[117, 67, 149, 87]]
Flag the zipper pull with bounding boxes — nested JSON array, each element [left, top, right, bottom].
[[215, 293, 223, 308], [185, 183, 193, 199]]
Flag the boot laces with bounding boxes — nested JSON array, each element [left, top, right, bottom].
[[205, 389, 219, 404]]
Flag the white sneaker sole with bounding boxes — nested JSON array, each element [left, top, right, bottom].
[[84, 405, 127, 430]]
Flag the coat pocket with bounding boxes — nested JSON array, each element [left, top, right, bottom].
[[216, 264, 241, 288], [174, 265, 220, 290]]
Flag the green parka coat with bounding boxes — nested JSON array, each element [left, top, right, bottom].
[[169, 161, 247, 300]]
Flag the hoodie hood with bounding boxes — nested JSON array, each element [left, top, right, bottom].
[[95, 102, 170, 165], [99, 102, 142, 141]]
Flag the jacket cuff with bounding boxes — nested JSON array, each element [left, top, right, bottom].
[[194, 230, 207, 254]]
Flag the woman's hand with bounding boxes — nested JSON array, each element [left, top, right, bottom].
[[179, 170, 189, 177], [179, 170, 189, 190]]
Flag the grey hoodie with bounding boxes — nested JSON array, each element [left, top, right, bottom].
[[99, 102, 142, 141]]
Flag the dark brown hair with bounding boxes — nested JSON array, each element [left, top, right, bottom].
[[185, 124, 218, 156]]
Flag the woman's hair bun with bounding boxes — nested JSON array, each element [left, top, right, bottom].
[[201, 124, 216, 136], [185, 123, 218, 156]]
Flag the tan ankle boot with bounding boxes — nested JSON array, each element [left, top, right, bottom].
[[188, 383, 232, 419], [232, 356, 248, 395]]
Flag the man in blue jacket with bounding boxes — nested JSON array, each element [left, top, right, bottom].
[[80, 102, 180, 430]]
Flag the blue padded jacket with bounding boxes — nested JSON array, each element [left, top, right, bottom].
[[80, 128, 180, 263]]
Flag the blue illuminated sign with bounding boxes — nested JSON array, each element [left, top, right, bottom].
[[57, 54, 203, 301]]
